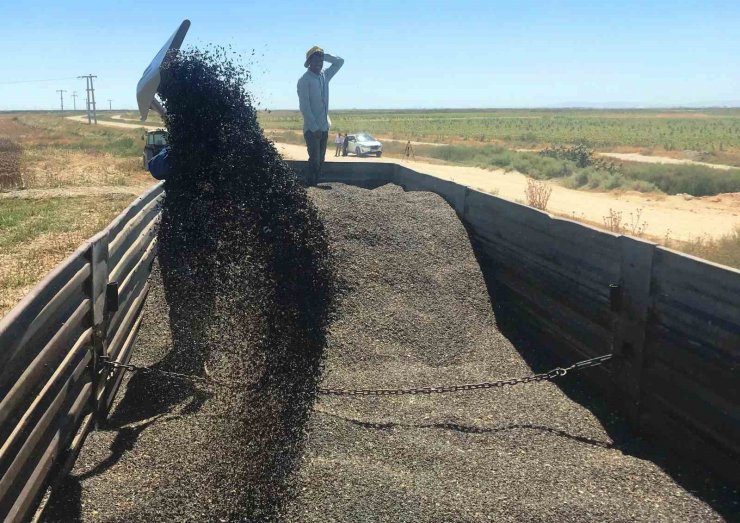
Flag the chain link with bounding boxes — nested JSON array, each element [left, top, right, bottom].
[[100, 354, 612, 396], [318, 355, 612, 396], [100, 356, 214, 385]]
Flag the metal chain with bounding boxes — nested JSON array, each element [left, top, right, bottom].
[[100, 356, 214, 385], [318, 354, 612, 396], [100, 354, 612, 396]]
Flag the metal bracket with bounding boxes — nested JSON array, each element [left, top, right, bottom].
[[105, 282, 119, 313]]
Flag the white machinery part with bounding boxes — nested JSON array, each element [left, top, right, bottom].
[[137, 19, 191, 121]]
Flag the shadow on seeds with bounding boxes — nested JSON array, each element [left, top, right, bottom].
[[466, 229, 739, 520], [314, 409, 615, 448], [43, 476, 83, 522]]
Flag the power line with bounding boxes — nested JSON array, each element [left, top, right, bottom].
[[56, 89, 66, 112], [0, 76, 77, 86], [72, 92, 78, 111], [107, 99, 112, 111]]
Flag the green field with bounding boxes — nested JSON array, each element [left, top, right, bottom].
[[258, 108, 740, 158]]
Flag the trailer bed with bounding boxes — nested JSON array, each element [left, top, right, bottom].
[[43, 184, 731, 522]]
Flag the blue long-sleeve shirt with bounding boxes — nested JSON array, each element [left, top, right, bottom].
[[147, 146, 170, 180], [297, 54, 344, 132]]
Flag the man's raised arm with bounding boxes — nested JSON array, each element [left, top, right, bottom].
[[323, 54, 344, 81]]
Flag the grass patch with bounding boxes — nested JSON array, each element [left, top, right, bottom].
[[6, 114, 144, 157], [0, 195, 131, 251], [412, 143, 594, 180], [620, 163, 740, 196], [0, 114, 152, 190], [560, 162, 740, 195], [1, 198, 95, 247], [0, 194, 134, 315], [669, 227, 740, 269]]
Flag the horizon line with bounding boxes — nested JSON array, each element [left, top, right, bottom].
[[3, 105, 740, 113]]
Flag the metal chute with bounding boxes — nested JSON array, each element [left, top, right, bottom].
[[136, 19, 190, 121]]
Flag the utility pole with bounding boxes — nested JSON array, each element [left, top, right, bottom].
[[71, 91, 78, 111], [107, 99, 112, 111], [85, 78, 91, 122], [78, 74, 98, 124], [56, 89, 66, 112]]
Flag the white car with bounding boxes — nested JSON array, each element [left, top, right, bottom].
[[346, 133, 382, 157]]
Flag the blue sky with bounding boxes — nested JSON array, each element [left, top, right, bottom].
[[1, 0, 738, 111]]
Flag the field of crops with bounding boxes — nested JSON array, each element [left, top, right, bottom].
[[258, 108, 740, 155]]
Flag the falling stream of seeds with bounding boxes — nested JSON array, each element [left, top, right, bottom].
[[153, 47, 336, 520]]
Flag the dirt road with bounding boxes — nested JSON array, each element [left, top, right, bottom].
[[0, 184, 153, 200], [277, 142, 740, 241], [65, 114, 161, 129]]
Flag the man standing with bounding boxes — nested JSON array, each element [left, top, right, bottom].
[[297, 46, 344, 185], [334, 132, 343, 157], [342, 133, 349, 157]]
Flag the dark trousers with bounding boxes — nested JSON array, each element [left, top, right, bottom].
[[304, 130, 328, 185]]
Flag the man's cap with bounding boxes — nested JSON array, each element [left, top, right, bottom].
[[304, 45, 324, 67]]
